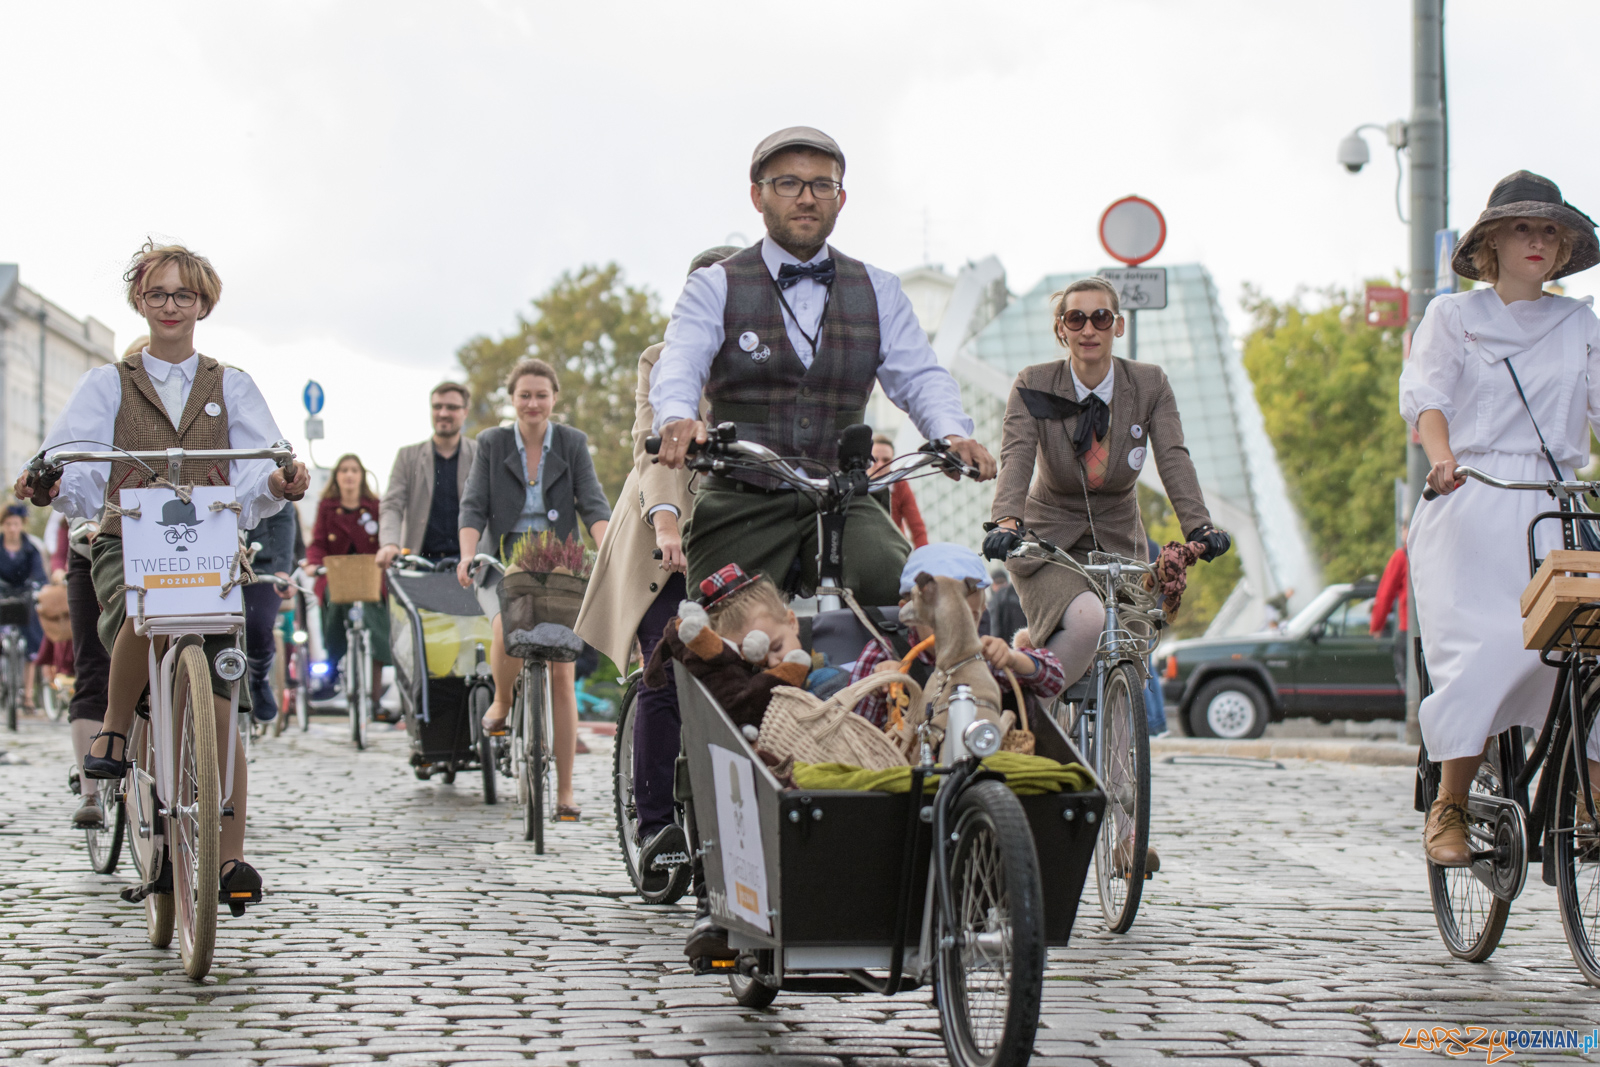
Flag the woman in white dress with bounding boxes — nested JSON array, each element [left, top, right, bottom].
[[1402, 170, 1600, 866]]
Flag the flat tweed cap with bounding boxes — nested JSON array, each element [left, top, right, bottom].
[[1453, 170, 1598, 281], [749, 126, 845, 183]]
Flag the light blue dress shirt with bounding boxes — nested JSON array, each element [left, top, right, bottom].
[[510, 422, 555, 535]]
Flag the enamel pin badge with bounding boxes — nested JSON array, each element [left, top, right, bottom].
[[739, 332, 760, 352], [1129, 446, 1147, 470], [204, 402, 221, 417], [1130, 424, 1143, 440]]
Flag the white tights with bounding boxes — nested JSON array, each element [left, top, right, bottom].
[[1043, 591, 1103, 685]]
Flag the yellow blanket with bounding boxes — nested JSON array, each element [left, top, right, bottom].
[[791, 752, 1093, 796]]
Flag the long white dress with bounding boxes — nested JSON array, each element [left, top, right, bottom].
[[1401, 287, 1600, 762]]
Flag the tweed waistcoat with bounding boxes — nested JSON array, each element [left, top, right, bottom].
[[101, 356, 230, 537], [707, 244, 880, 477]]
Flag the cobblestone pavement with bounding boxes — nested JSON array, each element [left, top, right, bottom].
[[0, 715, 1595, 1066]]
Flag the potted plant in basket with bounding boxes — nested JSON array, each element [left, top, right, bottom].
[[498, 531, 595, 633]]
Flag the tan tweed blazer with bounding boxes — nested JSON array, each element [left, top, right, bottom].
[[574, 343, 707, 670], [991, 357, 1212, 642]]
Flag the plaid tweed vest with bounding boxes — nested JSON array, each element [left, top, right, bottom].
[[707, 243, 880, 476], [101, 355, 230, 537]]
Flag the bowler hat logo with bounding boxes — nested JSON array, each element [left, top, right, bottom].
[[158, 499, 200, 550]]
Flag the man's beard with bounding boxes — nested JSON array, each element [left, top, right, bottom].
[[763, 201, 836, 258]]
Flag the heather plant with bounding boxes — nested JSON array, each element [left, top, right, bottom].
[[502, 530, 595, 580]]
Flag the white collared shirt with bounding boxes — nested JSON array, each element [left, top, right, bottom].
[[29, 350, 290, 528], [649, 236, 974, 442], [1069, 360, 1114, 405]]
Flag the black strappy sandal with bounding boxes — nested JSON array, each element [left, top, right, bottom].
[[219, 859, 263, 916], [82, 730, 131, 780]]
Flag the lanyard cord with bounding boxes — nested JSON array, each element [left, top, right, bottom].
[[770, 278, 832, 360], [1504, 359, 1566, 481]]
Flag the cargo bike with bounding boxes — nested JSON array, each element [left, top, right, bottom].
[[643, 426, 1107, 1067], [386, 555, 496, 796]]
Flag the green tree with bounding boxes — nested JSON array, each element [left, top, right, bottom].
[[1240, 285, 1406, 583], [456, 264, 668, 515]]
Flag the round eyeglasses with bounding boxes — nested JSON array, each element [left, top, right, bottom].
[[1060, 308, 1117, 332], [759, 176, 843, 200], [142, 290, 199, 309]]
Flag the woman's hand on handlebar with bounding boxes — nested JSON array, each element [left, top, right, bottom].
[[652, 511, 687, 574], [655, 418, 707, 470], [982, 520, 1022, 562], [456, 556, 475, 588], [270, 461, 311, 501], [1426, 455, 1465, 497]]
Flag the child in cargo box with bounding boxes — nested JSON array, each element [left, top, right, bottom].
[[700, 566, 848, 698]]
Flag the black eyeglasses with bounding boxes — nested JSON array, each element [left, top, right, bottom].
[[143, 290, 199, 309], [431, 403, 465, 413], [759, 176, 843, 200], [1060, 308, 1117, 331]]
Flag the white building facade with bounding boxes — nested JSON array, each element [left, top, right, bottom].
[[0, 265, 117, 478]]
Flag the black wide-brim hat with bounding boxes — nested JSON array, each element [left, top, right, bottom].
[[1452, 170, 1598, 281]]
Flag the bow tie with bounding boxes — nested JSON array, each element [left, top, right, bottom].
[[1017, 387, 1110, 459], [776, 259, 836, 290]]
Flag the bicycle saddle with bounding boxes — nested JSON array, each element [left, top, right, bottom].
[[506, 623, 583, 663]]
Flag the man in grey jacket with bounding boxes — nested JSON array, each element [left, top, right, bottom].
[[376, 382, 480, 568]]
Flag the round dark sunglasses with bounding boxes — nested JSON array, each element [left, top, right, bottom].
[[1060, 308, 1117, 331]]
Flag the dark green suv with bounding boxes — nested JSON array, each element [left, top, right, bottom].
[[1158, 581, 1403, 739]]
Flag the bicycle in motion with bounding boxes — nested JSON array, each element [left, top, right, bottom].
[[25, 440, 300, 980], [0, 582, 37, 731], [994, 526, 1164, 934], [468, 553, 580, 853], [1416, 466, 1600, 986]]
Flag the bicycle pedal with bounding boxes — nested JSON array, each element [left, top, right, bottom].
[[689, 955, 735, 976], [650, 851, 690, 870]]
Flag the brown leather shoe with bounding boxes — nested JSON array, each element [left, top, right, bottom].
[[1112, 838, 1159, 876], [1424, 788, 1472, 867]]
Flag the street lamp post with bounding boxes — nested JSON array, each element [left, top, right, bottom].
[[1339, 0, 1446, 745]]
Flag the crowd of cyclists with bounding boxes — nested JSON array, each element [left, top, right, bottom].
[[17, 124, 1597, 989]]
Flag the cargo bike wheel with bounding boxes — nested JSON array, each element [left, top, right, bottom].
[[613, 679, 690, 904], [935, 779, 1046, 1067]]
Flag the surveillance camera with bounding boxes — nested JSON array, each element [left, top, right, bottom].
[[1337, 131, 1370, 174]]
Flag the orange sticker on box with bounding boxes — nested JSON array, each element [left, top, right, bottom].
[[736, 883, 758, 912], [144, 573, 222, 590]]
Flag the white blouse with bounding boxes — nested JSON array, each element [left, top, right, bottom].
[[1400, 287, 1600, 470]]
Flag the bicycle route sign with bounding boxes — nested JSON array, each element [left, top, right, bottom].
[[1100, 267, 1168, 312], [120, 486, 244, 616]]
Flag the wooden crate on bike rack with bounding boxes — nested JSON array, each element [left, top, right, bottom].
[[1520, 550, 1600, 650], [325, 554, 383, 603]]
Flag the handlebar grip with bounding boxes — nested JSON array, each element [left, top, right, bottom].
[[1422, 486, 1439, 501], [652, 549, 663, 560], [645, 436, 661, 455], [26, 465, 60, 508]]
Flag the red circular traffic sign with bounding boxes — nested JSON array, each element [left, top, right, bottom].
[[1099, 196, 1167, 266]]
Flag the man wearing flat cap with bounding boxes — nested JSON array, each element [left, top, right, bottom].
[[652, 126, 996, 605]]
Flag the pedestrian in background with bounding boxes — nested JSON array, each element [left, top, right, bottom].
[[869, 433, 928, 548], [987, 564, 1026, 646], [1370, 530, 1407, 689]]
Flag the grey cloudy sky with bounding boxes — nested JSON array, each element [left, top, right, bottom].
[[3, 0, 1596, 474]]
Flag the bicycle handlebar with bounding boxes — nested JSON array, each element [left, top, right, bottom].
[[646, 423, 978, 491], [24, 442, 303, 507], [1421, 465, 1600, 501]]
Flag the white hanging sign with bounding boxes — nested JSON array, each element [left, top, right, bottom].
[[709, 742, 771, 933], [120, 486, 243, 617]]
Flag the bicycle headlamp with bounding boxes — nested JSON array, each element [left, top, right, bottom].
[[214, 648, 248, 683], [962, 720, 1002, 759]]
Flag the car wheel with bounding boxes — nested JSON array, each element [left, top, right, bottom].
[[1187, 677, 1269, 740]]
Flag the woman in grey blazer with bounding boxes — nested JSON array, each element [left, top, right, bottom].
[[459, 358, 611, 818]]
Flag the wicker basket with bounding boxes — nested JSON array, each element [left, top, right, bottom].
[[757, 674, 915, 771], [997, 667, 1035, 754], [325, 554, 382, 603], [500, 569, 587, 632]]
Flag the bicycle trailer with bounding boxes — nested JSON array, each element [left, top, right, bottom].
[[388, 569, 494, 780]]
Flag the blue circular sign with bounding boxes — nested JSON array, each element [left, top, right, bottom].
[[302, 380, 325, 416]]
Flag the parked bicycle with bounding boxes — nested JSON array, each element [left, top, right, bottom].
[[996, 526, 1163, 934], [1416, 466, 1600, 985], [25, 440, 299, 980]]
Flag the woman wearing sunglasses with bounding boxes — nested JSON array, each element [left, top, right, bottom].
[[984, 274, 1230, 726]]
